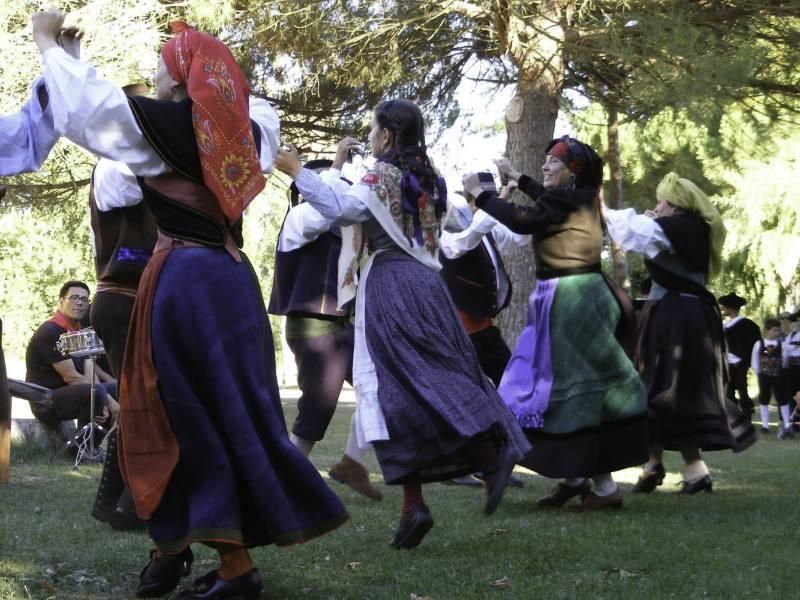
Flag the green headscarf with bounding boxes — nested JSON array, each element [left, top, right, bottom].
[[656, 172, 726, 277]]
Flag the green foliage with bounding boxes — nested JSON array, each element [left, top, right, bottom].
[[574, 99, 800, 315]]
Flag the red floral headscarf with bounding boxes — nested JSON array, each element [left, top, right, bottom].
[[161, 21, 264, 221]]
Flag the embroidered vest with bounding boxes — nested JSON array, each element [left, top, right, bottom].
[[759, 341, 782, 377]]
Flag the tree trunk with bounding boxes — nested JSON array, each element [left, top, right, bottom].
[[605, 104, 629, 289], [496, 6, 564, 343]]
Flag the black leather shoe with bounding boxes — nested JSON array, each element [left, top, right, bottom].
[[136, 547, 194, 597], [679, 475, 713, 495], [537, 480, 591, 507], [390, 505, 434, 549], [179, 568, 262, 599], [484, 443, 517, 516], [631, 463, 666, 494]]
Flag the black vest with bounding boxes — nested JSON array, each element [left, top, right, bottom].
[[127, 96, 261, 246], [440, 236, 511, 319], [267, 226, 346, 319], [645, 212, 710, 294], [89, 166, 158, 288], [724, 318, 761, 364]]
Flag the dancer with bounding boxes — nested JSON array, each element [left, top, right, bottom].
[[605, 172, 756, 495], [462, 137, 648, 510], [1, 31, 79, 474], [275, 100, 530, 549], [88, 83, 158, 531], [439, 191, 529, 387], [268, 146, 382, 501], [34, 10, 347, 599]]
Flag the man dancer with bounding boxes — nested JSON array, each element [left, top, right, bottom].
[[0, 32, 77, 481], [88, 83, 159, 530], [268, 149, 382, 501], [719, 293, 761, 421], [439, 189, 529, 488]]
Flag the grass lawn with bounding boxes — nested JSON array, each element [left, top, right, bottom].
[[0, 398, 796, 599]]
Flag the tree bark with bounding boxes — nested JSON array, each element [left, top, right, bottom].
[[606, 103, 629, 289], [496, 5, 564, 343]]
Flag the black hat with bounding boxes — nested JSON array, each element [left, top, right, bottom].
[[789, 310, 800, 323], [718, 293, 747, 310]]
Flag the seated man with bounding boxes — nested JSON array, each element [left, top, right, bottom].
[[25, 281, 117, 431]]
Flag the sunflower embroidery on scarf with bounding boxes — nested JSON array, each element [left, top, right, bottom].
[[219, 153, 253, 193]]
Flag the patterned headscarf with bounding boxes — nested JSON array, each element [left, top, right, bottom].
[[656, 172, 726, 277], [545, 136, 604, 189], [160, 21, 264, 221]]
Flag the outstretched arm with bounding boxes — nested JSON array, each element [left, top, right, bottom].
[[0, 77, 57, 175]]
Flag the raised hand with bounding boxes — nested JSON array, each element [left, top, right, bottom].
[[58, 26, 83, 59], [493, 157, 521, 182], [275, 142, 302, 178], [32, 8, 66, 53]]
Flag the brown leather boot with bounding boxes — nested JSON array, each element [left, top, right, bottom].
[[329, 455, 383, 501]]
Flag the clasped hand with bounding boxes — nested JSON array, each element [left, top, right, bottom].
[[32, 8, 82, 58]]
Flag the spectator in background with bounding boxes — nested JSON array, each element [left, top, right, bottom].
[[25, 281, 118, 431], [782, 310, 800, 430], [719, 293, 761, 421], [751, 318, 792, 438]]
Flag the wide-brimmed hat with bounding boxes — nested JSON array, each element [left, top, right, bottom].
[[718, 293, 747, 310]]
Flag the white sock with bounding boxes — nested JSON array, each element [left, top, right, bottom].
[[591, 473, 618, 496], [289, 433, 315, 456], [344, 414, 363, 462], [780, 404, 792, 427], [563, 477, 587, 488], [681, 460, 709, 483], [760, 405, 771, 429]]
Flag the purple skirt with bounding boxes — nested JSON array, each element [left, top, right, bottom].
[[145, 247, 347, 552], [365, 251, 530, 484]]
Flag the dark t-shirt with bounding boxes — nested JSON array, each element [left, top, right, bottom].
[[25, 321, 85, 389]]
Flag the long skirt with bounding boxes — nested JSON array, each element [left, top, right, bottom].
[[126, 247, 347, 554], [365, 251, 530, 484], [637, 291, 755, 452], [500, 273, 649, 478]]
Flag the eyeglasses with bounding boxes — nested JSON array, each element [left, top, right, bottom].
[[63, 295, 90, 304]]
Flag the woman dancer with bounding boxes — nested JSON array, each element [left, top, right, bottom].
[[605, 172, 755, 494], [33, 10, 347, 599], [462, 137, 648, 510], [275, 99, 530, 549]]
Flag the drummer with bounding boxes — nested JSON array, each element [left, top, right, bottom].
[[24, 280, 117, 431]]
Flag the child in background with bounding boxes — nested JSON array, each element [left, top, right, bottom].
[[751, 319, 793, 439]]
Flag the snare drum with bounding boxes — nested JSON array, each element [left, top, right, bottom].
[[56, 328, 105, 357]]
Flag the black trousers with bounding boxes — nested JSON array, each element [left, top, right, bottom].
[[727, 362, 753, 415], [33, 381, 116, 429], [757, 373, 787, 406], [468, 325, 512, 388], [90, 291, 136, 378], [287, 326, 354, 441]]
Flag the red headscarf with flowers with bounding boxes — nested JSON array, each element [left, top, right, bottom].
[[160, 22, 264, 221]]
